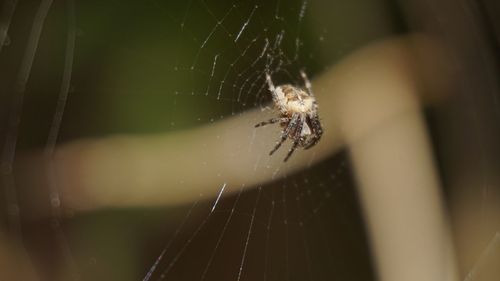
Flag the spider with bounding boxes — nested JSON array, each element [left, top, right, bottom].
[[255, 70, 323, 162]]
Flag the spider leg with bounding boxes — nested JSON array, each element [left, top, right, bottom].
[[284, 140, 299, 162], [266, 73, 288, 113], [300, 69, 314, 97], [254, 117, 288, 128], [269, 114, 298, 155], [304, 115, 323, 149], [265, 73, 276, 93], [284, 116, 304, 162]]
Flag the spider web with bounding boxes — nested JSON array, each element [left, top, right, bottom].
[[128, 1, 373, 280], [3, 1, 500, 281], [0, 0, 402, 281]]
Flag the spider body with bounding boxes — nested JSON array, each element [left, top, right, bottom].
[[255, 71, 323, 162]]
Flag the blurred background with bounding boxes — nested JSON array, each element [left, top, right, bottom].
[[1, 0, 499, 280]]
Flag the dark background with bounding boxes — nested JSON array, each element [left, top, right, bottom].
[[1, 0, 499, 280]]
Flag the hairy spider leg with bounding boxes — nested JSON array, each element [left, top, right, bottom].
[[265, 73, 276, 94], [269, 114, 299, 156], [254, 117, 289, 128], [304, 114, 323, 149], [266, 73, 284, 110], [284, 115, 304, 162], [300, 70, 314, 97]]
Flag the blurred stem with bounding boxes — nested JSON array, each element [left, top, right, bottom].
[[19, 34, 457, 281]]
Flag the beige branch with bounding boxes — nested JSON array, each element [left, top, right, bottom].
[[18, 34, 458, 281]]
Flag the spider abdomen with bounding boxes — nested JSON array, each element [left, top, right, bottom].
[[285, 98, 314, 113]]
